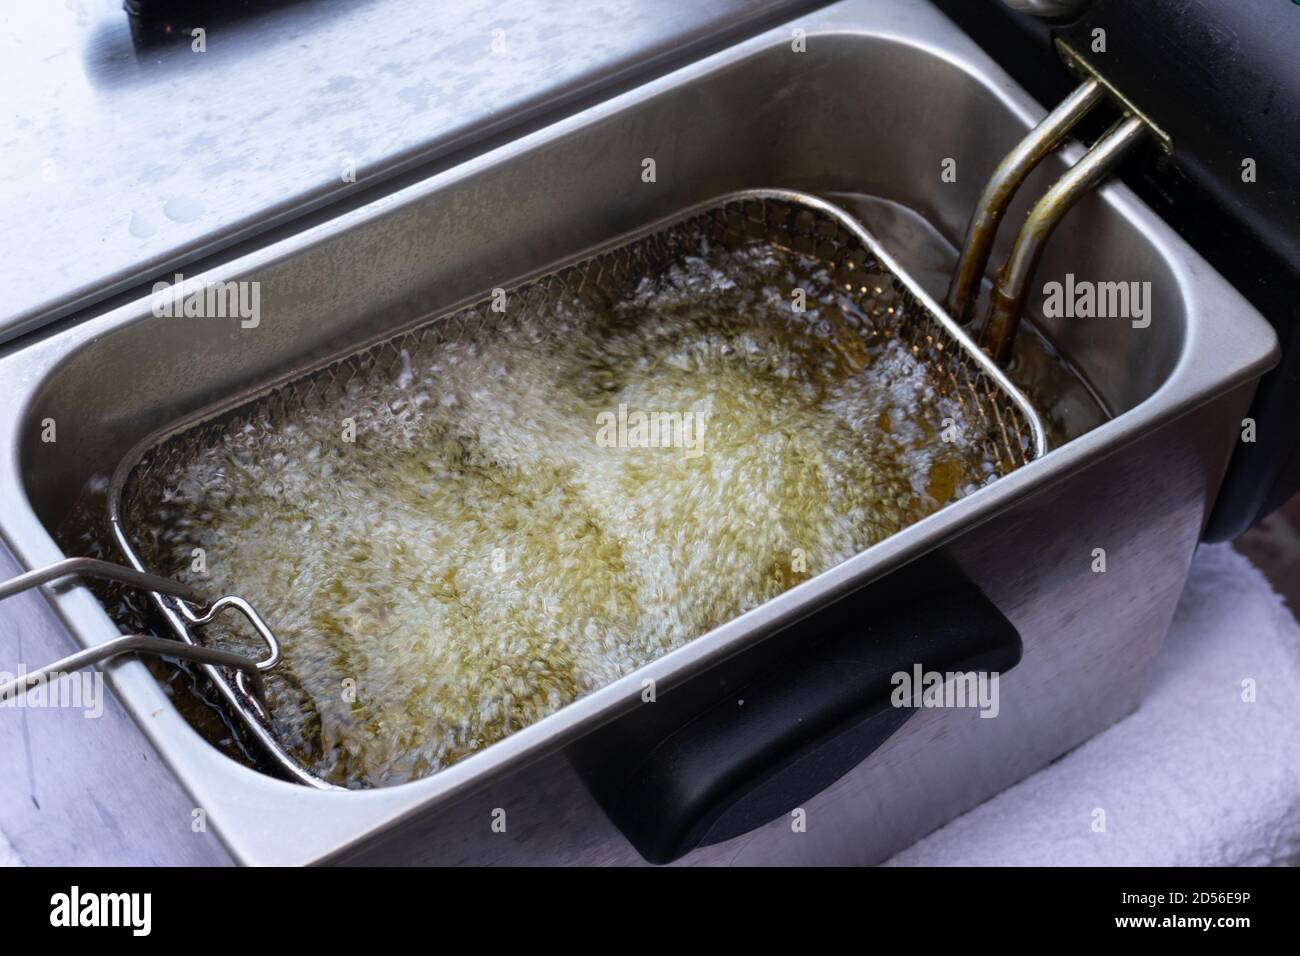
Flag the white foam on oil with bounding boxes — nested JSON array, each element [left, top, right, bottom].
[[137, 239, 997, 787]]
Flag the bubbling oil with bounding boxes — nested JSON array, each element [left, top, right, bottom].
[[130, 238, 1006, 787]]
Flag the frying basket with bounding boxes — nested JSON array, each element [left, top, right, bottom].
[[105, 190, 1048, 787]]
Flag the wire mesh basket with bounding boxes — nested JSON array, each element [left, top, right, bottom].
[[108, 189, 1048, 787]]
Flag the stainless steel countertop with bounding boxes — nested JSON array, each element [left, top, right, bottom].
[[0, 0, 814, 344]]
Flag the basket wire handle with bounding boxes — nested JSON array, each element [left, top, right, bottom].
[[0, 634, 266, 704], [178, 594, 281, 671], [0, 557, 277, 703], [0, 556, 205, 605]]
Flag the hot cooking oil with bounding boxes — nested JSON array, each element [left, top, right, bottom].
[[112, 234, 1035, 788]]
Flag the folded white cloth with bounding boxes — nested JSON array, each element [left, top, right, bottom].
[[887, 543, 1300, 866]]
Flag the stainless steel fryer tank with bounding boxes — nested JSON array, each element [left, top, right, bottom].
[[0, 0, 1278, 864]]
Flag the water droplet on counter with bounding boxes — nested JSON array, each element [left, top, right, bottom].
[[163, 196, 203, 223], [128, 211, 157, 238]]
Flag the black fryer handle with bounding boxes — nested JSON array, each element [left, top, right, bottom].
[[580, 579, 1022, 865]]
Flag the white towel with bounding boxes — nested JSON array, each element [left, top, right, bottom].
[[887, 543, 1300, 866]]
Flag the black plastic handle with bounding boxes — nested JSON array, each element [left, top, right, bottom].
[[576, 575, 1021, 865]]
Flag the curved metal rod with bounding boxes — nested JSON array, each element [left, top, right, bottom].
[[982, 114, 1148, 365], [0, 556, 207, 606], [1, 558, 278, 692], [179, 594, 281, 671], [0, 633, 262, 704], [946, 78, 1104, 326]]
